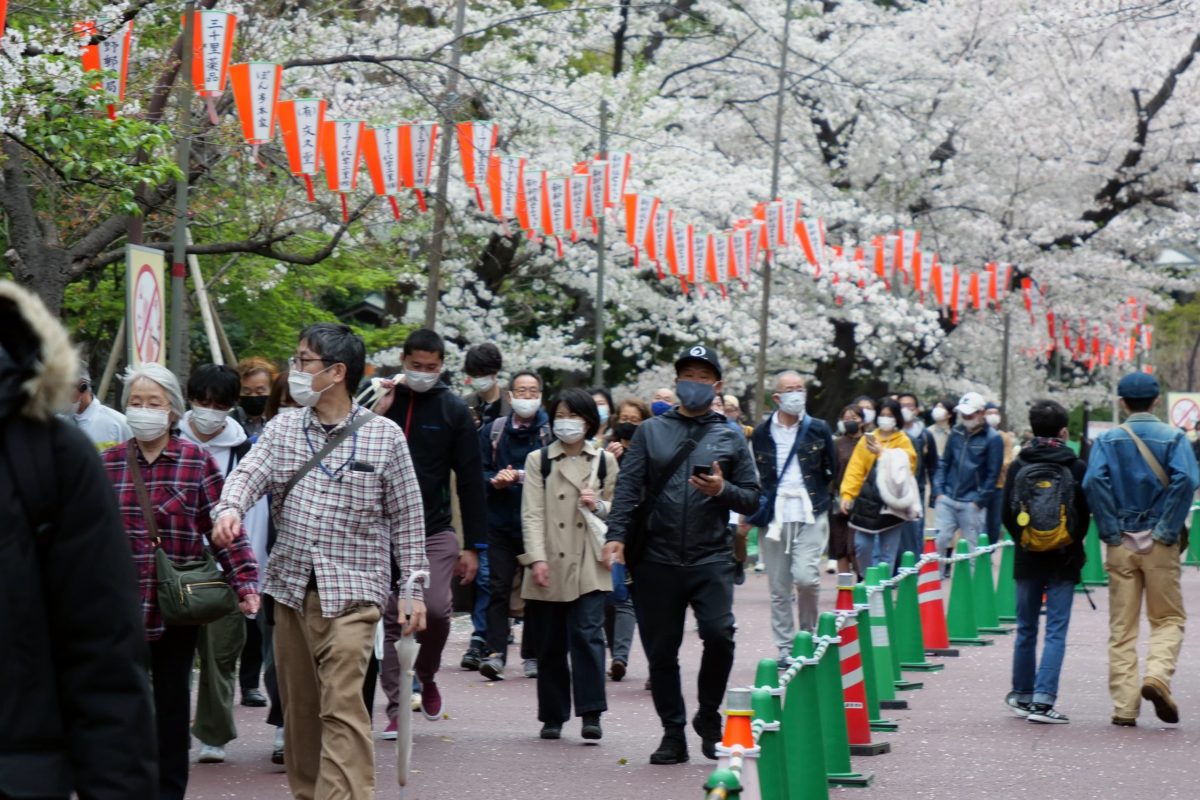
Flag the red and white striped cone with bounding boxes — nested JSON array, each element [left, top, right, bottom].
[[919, 536, 959, 657], [836, 574, 890, 756]]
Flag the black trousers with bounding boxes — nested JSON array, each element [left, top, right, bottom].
[[239, 617, 263, 691], [631, 560, 736, 730], [525, 592, 608, 723], [485, 532, 536, 660], [148, 625, 200, 800]]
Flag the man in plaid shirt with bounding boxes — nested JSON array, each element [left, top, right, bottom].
[[214, 323, 428, 800]]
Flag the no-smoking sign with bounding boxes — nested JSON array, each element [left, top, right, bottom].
[[1168, 392, 1200, 430], [125, 245, 166, 367]]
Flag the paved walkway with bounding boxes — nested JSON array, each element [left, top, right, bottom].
[[188, 562, 1200, 799]]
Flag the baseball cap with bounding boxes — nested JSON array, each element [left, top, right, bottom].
[[984, 401, 1000, 411], [1117, 371, 1160, 400], [674, 345, 722, 380], [955, 392, 986, 415]]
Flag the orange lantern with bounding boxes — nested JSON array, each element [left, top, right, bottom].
[[542, 175, 571, 257], [400, 122, 438, 213], [321, 118, 365, 221], [605, 152, 632, 210], [362, 124, 404, 219], [277, 98, 326, 202], [184, 9, 236, 124], [76, 19, 134, 120], [229, 62, 281, 158], [456, 121, 497, 209], [622, 194, 658, 267], [1, 1, 7, 36], [517, 169, 546, 239]]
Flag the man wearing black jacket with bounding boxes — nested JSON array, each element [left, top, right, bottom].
[[0, 280, 156, 799], [1002, 399, 1089, 725], [604, 345, 760, 765], [378, 329, 486, 727]]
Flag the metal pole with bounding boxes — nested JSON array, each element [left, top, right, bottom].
[[592, 99, 609, 387], [168, 2, 196, 377], [752, 0, 793, 421], [423, 0, 468, 330], [97, 317, 125, 405], [999, 310, 1010, 414]]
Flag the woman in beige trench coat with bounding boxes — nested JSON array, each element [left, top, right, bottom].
[[520, 388, 619, 742]]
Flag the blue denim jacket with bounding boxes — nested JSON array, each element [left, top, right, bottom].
[[1082, 413, 1199, 545]]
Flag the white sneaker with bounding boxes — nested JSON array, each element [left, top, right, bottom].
[[411, 692, 422, 712], [197, 744, 225, 764]]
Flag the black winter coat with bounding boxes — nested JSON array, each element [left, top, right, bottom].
[[1001, 442, 1090, 584], [606, 409, 761, 566]]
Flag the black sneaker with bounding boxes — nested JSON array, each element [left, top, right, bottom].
[[1005, 692, 1032, 718], [692, 710, 722, 760], [581, 712, 602, 741], [649, 730, 689, 765], [540, 722, 562, 740], [479, 654, 505, 681], [460, 642, 485, 671], [1027, 703, 1069, 724]]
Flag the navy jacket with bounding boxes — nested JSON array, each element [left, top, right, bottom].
[[481, 410, 552, 538], [750, 413, 838, 515], [933, 424, 1004, 505]]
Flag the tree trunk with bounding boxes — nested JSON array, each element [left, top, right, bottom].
[[810, 318, 889, 421]]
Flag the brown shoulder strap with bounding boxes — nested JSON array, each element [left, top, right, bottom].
[[127, 440, 161, 546], [1119, 424, 1170, 489]]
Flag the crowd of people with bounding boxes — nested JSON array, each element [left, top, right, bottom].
[[2, 275, 1198, 799]]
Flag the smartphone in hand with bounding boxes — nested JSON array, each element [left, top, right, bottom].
[[691, 464, 712, 478]]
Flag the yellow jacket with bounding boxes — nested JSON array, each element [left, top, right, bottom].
[[839, 430, 918, 502]]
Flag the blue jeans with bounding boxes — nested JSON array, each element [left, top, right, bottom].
[[855, 526, 902, 577], [934, 496, 985, 552], [471, 547, 491, 643], [894, 518, 925, 573], [1011, 578, 1075, 705]]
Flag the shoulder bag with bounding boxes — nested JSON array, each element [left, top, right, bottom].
[[1119, 424, 1189, 553], [746, 415, 812, 527]]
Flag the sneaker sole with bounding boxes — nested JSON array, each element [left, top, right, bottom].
[[271, 750, 284, 765], [480, 665, 505, 681], [1007, 704, 1031, 718], [1027, 714, 1068, 724], [197, 756, 224, 764], [540, 729, 562, 740], [582, 728, 602, 741], [1141, 683, 1180, 723], [381, 732, 398, 741]]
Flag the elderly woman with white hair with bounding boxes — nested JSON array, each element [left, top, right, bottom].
[[99, 362, 259, 800]]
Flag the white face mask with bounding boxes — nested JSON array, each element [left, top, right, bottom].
[[70, 400, 82, 416], [901, 407, 916, 423], [511, 397, 541, 419], [472, 375, 497, 393], [961, 414, 984, 431], [931, 407, 948, 423], [985, 413, 1002, 428], [778, 390, 806, 416], [406, 369, 439, 393], [126, 407, 171, 442], [553, 418, 586, 444], [876, 415, 897, 432], [862, 408, 876, 425], [289, 367, 332, 408], [190, 406, 229, 436]]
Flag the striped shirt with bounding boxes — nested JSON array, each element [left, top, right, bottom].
[[101, 437, 259, 641], [214, 404, 427, 617]]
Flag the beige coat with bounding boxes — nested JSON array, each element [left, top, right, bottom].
[[519, 440, 619, 602]]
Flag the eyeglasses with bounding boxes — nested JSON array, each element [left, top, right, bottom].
[[289, 355, 329, 369]]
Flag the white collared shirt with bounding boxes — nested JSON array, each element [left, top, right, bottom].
[[770, 411, 815, 525]]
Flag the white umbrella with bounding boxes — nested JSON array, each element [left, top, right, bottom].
[[395, 570, 428, 796]]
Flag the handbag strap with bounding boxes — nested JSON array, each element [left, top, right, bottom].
[[280, 410, 376, 506], [1119, 424, 1170, 489], [647, 423, 709, 502], [127, 440, 161, 547], [776, 414, 812, 480]]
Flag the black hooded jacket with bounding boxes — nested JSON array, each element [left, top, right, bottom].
[[1002, 440, 1090, 584]]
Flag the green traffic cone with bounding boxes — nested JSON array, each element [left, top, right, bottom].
[[814, 613, 872, 787], [995, 532, 1017, 623], [894, 551, 944, 671], [782, 632, 832, 799], [1079, 521, 1109, 586], [854, 583, 898, 732], [870, 565, 923, 691], [947, 539, 993, 646], [705, 768, 742, 797], [1185, 506, 1200, 567], [863, 567, 909, 708], [972, 534, 1010, 634], [752, 687, 789, 800]]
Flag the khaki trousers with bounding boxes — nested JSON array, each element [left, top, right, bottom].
[[1105, 542, 1187, 718], [275, 589, 381, 800]]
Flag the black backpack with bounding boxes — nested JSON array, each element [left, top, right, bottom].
[[1009, 459, 1075, 551], [538, 446, 609, 486]]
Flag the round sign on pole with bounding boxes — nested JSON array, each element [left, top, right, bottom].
[[126, 244, 166, 367], [1170, 397, 1200, 430]]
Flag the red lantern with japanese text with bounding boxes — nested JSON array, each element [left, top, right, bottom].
[[184, 10, 236, 124], [277, 98, 326, 202], [77, 19, 134, 120], [229, 62, 281, 160], [321, 118, 364, 222], [362, 124, 404, 219]]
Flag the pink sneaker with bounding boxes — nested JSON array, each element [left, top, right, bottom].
[[381, 719, 398, 740], [420, 682, 443, 721]]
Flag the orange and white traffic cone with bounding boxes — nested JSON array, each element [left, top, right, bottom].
[[919, 536, 959, 657], [716, 688, 762, 800], [836, 574, 890, 756]]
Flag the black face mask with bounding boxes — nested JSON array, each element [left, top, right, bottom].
[[240, 395, 268, 418], [615, 422, 639, 441], [840, 420, 860, 436]]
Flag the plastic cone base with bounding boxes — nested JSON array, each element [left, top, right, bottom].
[[827, 771, 874, 787], [949, 636, 994, 646], [894, 679, 924, 691], [998, 615, 1017, 623], [868, 718, 899, 732], [880, 699, 909, 709], [900, 660, 945, 672], [849, 741, 891, 756], [978, 625, 1011, 634], [926, 647, 960, 657]]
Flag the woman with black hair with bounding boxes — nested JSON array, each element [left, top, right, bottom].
[[520, 387, 620, 741], [590, 385, 615, 446]]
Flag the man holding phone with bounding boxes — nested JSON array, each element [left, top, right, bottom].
[[603, 345, 761, 766]]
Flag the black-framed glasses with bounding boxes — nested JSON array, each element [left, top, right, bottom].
[[289, 355, 330, 369]]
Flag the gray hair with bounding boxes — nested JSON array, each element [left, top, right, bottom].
[[121, 363, 186, 418], [774, 370, 805, 393]]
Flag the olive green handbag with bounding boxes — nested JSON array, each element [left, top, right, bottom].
[[128, 442, 238, 626]]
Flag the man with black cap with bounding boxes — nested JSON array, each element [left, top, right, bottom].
[[603, 345, 761, 765], [1083, 371, 1198, 727]]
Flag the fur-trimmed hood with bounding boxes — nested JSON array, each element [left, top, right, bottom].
[[0, 280, 77, 422]]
